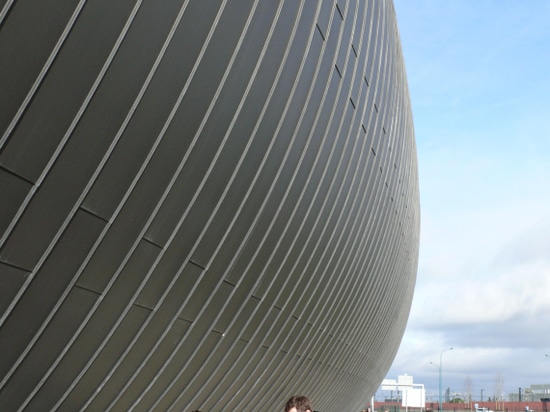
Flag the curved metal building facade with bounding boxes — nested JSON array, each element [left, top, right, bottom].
[[0, 1, 419, 411]]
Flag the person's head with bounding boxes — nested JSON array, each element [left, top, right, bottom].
[[285, 395, 313, 412]]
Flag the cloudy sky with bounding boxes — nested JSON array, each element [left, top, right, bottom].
[[381, 0, 550, 401]]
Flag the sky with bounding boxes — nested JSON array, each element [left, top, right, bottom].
[[380, 0, 550, 402]]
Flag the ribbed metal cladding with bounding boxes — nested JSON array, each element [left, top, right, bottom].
[[0, 0, 419, 411]]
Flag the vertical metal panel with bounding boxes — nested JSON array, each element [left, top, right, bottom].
[[84, 317, 191, 411], [0, 286, 98, 411], [0, 169, 31, 236], [0, 209, 105, 377], [0, 0, 139, 182], [0, 0, 83, 136], [0, 262, 29, 316], [46, 305, 150, 412], [30, 240, 163, 405]]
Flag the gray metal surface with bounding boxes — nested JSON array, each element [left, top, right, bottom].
[[0, 0, 420, 410]]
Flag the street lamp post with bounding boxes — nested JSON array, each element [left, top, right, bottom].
[[429, 362, 440, 409], [439, 347, 453, 412]]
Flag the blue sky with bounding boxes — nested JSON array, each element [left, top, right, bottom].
[[382, 0, 550, 401]]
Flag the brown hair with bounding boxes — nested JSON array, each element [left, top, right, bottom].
[[285, 395, 313, 412]]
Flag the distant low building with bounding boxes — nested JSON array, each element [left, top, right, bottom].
[[509, 384, 550, 402]]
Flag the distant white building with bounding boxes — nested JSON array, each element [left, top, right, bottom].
[[381, 375, 426, 410]]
